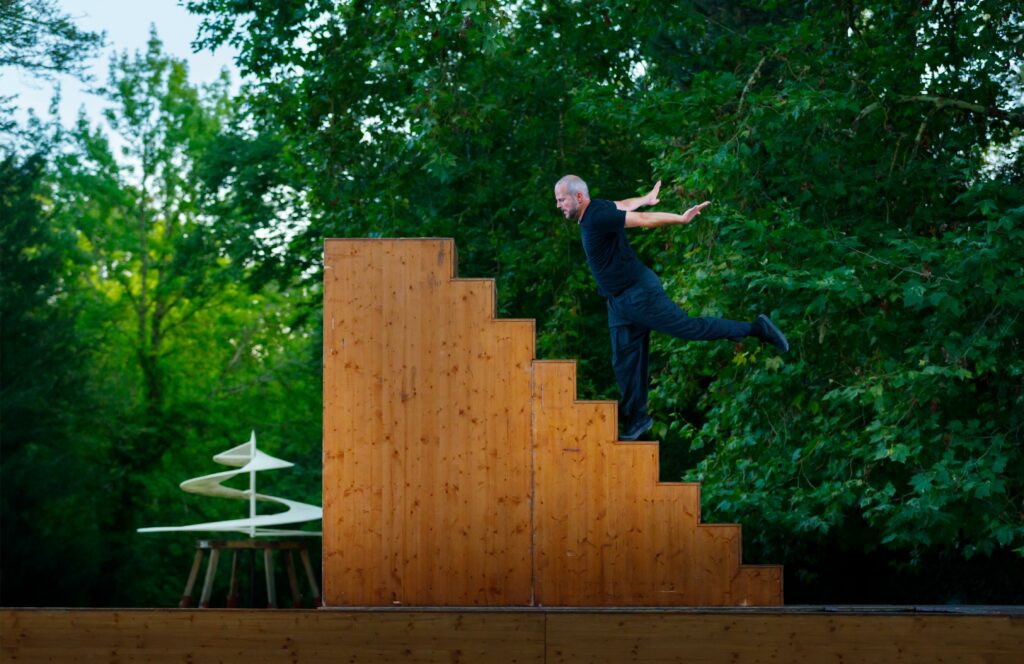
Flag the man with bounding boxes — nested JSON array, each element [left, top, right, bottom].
[[554, 174, 789, 441]]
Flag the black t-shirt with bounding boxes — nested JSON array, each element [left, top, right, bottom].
[[579, 198, 649, 297]]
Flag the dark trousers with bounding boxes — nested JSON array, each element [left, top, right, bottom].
[[606, 271, 751, 427]]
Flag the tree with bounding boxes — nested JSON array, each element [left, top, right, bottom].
[[582, 0, 1024, 601], [186, 0, 1023, 602], [186, 0, 656, 376], [0, 0, 105, 136], [0, 0, 109, 606], [0, 149, 115, 604], [3, 27, 324, 606], [41, 30, 262, 603], [0, 0, 104, 76]]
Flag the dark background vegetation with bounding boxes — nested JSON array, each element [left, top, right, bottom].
[[2, 0, 1021, 606]]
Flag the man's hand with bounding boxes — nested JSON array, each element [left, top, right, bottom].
[[615, 179, 663, 212], [644, 180, 662, 207], [681, 201, 711, 224]]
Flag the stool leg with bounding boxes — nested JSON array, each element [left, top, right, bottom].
[[199, 548, 220, 608], [179, 549, 204, 608], [286, 551, 302, 608], [247, 549, 256, 607], [227, 551, 240, 608], [264, 549, 277, 608], [299, 548, 322, 607]]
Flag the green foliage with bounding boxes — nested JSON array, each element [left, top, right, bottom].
[[3, 1, 1022, 605], [0, 0, 105, 138], [186, 0, 657, 394], [2, 31, 322, 607], [2, 1, 112, 605], [613, 1, 1024, 595], [1, 151, 110, 603], [0, 0, 105, 77], [184, 0, 1023, 602]]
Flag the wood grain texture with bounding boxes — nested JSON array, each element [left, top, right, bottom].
[[0, 610, 545, 664], [532, 360, 782, 606], [4, 609, 1020, 664], [545, 612, 1024, 663], [323, 238, 779, 607], [324, 239, 535, 606]]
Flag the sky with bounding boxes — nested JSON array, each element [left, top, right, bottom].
[[4, 0, 241, 129]]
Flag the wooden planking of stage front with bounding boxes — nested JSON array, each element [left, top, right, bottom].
[[3, 607, 1022, 663]]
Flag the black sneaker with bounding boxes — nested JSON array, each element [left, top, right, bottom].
[[752, 314, 790, 353], [620, 415, 654, 441]]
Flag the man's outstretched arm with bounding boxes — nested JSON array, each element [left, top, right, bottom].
[[625, 201, 711, 228], [615, 180, 661, 212]]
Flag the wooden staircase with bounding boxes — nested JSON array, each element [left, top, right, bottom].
[[323, 238, 781, 606]]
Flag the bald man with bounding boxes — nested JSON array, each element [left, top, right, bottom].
[[554, 174, 789, 441]]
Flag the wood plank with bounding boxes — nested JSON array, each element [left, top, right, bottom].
[[730, 566, 785, 606], [4, 609, 1020, 664], [545, 612, 1024, 663], [1, 609, 545, 664], [323, 239, 534, 606], [532, 360, 780, 606], [323, 239, 779, 607]]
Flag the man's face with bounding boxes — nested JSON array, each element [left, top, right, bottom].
[[554, 184, 580, 220]]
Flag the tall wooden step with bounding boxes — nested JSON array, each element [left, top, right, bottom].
[[324, 239, 535, 606], [323, 238, 781, 606]]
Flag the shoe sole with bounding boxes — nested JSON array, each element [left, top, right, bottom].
[[620, 417, 654, 441], [757, 314, 790, 353]]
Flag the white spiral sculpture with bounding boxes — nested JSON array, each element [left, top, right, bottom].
[[138, 431, 322, 537]]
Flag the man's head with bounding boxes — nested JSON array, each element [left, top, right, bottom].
[[554, 174, 590, 221]]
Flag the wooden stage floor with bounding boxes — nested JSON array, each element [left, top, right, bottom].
[[3, 605, 1021, 663]]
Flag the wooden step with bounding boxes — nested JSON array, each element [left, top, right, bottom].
[[531, 360, 767, 605], [323, 238, 782, 607], [324, 239, 534, 606]]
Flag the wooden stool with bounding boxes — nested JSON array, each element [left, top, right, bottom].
[[178, 539, 322, 608]]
